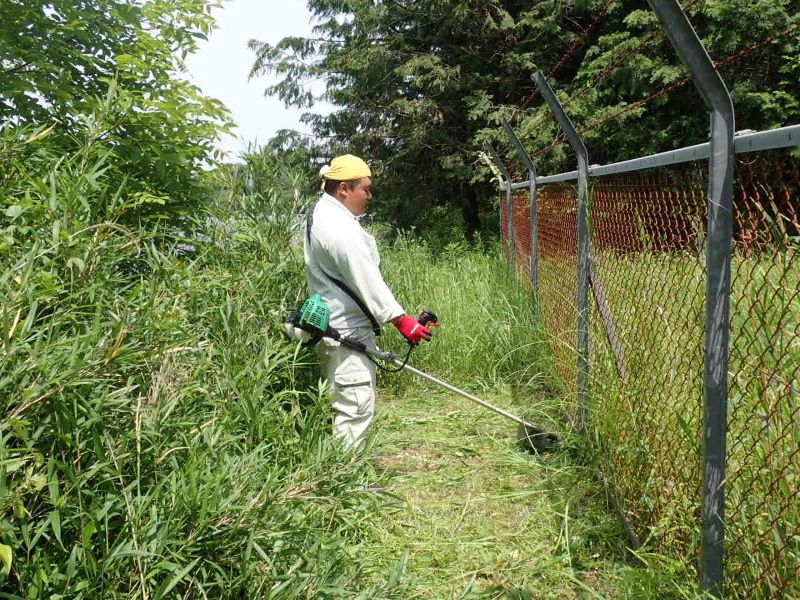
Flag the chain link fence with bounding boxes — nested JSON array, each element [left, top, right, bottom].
[[588, 163, 707, 568], [504, 187, 581, 413], [500, 144, 798, 597], [725, 150, 799, 597]]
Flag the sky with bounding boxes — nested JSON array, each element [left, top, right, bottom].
[[185, 0, 326, 160]]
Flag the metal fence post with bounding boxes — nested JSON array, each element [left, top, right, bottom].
[[501, 118, 539, 297], [647, 1, 735, 596], [483, 142, 515, 271], [531, 71, 590, 433]]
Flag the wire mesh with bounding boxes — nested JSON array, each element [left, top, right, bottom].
[[499, 147, 799, 596], [511, 192, 532, 281], [501, 193, 509, 262], [587, 164, 708, 566], [503, 186, 580, 410], [725, 149, 799, 598], [499, 192, 530, 272]]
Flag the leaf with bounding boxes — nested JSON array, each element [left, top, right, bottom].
[[4, 205, 23, 219], [50, 510, 62, 546], [674, 410, 699, 457], [155, 557, 200, 598], [67, 257, 86, 272], [455, 447, 478, 458], [0, 544, 12, 577], [29, 473, 47, 492], [3, 457, 27, 473], [22, 123, 55, 144], [8, 418, 30, 441]]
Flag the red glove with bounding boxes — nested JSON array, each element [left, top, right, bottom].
[[393, 314, 431, 346]]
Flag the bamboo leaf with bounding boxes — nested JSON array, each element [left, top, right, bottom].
[[0, 544, 12, 576]]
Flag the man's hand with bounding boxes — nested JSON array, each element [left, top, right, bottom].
[[392, 314, 431, 346]]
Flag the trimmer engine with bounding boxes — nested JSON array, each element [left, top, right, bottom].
[[283, 294, 336, 345]]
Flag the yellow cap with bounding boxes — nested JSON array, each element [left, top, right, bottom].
[[319, 154, 371, 182]]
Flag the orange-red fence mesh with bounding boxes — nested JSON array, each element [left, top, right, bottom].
[[588, 165, 708, 571], [502, 192, 535, 276], [502, 186, 580, 411], [499, 148, 798, 597], [725, 150, 799, 598]]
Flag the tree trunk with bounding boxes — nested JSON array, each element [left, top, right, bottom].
[[461, 183, 481, 243]]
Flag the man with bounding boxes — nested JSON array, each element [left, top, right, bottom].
[[304, 154, 430, 450]]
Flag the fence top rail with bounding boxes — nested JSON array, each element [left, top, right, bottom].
[[499, 124, 800, 189]]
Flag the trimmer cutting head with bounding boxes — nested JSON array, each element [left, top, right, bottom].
[[517, 422, 559, 453]]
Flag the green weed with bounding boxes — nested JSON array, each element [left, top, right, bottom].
[[0, 132, 380, 598]]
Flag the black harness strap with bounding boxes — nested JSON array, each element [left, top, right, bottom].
[[306, 206, 382, 336]]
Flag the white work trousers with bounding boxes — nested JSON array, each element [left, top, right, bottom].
[[318, 328, 377, 451]]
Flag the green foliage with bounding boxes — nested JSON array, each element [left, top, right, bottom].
[[377, 234, 557, 396], [0, 0, 232, 219], [0, 130, 382, 598], [0, 117, 716, 597], [250, 0, 798, 237]]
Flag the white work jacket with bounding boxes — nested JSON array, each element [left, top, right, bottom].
[[304, 193, 404, 333]]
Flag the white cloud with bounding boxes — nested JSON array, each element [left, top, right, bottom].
[[184, 0, 329, 160]]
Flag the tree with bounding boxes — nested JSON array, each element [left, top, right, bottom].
[[251, 0, 798, 238], [251, 0, 593, 239], [0, 0, 232, 217], [535, 0, 800, 166]]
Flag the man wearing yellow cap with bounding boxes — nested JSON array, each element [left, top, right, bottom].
[[305, 154, 431, 450]]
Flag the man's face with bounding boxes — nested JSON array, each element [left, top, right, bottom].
[[340, 177, 373, 216]]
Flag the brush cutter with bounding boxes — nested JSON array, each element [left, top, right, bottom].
[[284, 295, 559, 452]]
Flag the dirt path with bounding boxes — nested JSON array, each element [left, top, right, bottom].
[[360, 383, 629, 599]]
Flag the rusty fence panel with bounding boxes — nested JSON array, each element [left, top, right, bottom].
[[725, 150, 799, 598], [587, 163, 709, 574], [505, 186, 581, 423], [499, 147, 798, 597]]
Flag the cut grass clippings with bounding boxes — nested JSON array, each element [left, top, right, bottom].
[[358, 380, 627, 599]]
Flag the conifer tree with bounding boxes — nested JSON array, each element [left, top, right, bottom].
[[251, 0, 798, 237]]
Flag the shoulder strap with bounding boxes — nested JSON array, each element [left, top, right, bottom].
[[305, 205, 314, 245], [306, 205, 381, 336]]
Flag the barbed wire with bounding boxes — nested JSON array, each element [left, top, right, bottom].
[[517, 25, 667, 160], [564, 29, 664, 109], [512, 0, 700, 149], [516, 0, 619, 114], [579, 0, 703, 97], [530, 22, 799, 159], [548, 0, 617, 79], [576, 23, 799, 135]]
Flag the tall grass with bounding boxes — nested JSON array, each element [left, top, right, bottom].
[[375, 233, 565, 427], [0, 124, 729, 598], [0, 131, 384, 598]]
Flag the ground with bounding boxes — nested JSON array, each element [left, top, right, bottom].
[[357, 380, 634, 599]]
